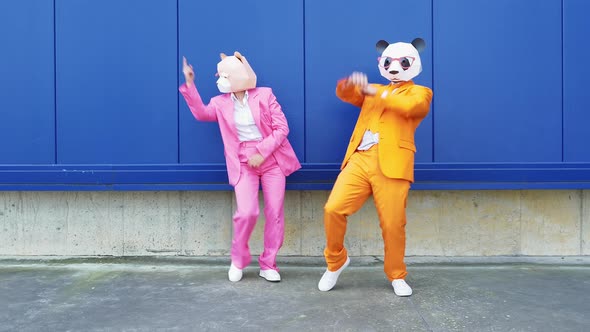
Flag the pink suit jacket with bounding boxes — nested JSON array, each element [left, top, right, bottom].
[[179, 83, 301, 186]]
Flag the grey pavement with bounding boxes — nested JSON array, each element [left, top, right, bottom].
[[1, 256, 589, 332]]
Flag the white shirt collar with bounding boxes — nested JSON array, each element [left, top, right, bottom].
[[231, 90, 249, 103]]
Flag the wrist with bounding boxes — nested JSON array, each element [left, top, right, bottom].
[[362, 85, 377, 96]]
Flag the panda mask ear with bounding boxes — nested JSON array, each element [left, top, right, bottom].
[[376, 40, 389, 53], [411, 38, 426, 53]]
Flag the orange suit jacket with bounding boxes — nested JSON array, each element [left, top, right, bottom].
[[336, 79, 433, 182]]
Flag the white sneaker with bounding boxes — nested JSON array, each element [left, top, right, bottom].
[[392, 279, 412, 296], [318, 256, 350, 292], [259, 269, 281, 282], [228, 263, 243, 282]]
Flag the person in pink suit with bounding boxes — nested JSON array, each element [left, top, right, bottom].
[[179, 52, 301, 282]]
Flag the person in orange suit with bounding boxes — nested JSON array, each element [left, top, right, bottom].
[[318, 38, 433, 296]]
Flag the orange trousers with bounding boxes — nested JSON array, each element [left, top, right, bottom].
[[323, 146, 410, 281]]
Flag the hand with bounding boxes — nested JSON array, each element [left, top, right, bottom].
[[346, 72, 376, 96], [182, 56, 195, 85], [346, 71, 368, 89], [248, 154, 265, 168]]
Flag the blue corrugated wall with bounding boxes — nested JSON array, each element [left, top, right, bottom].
[[0, 0, 588, 190]]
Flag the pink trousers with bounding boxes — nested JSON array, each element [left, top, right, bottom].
[[231, 141, 286, 271]]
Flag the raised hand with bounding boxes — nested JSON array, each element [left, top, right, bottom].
[[182, 56, 195, 86], [347, 71, 368, 89], [346, 71, 376, 96]]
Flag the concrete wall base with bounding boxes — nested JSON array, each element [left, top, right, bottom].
[[1, 191, 588, 257]]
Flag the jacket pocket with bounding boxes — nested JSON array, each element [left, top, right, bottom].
[[398, 139, 416, 152]]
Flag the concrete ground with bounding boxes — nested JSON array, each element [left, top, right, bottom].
[[1, 257, 589, 332]]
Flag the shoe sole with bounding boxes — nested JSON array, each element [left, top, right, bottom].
[[259, 275, 281, 282], [258, 272, 281, 282], [228, 276, 242, 282]]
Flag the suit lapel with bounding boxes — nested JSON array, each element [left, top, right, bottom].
[[219, 94, 236, 129], [247, 89, 262, 130]]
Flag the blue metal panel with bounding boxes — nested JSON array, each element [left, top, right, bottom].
[[304, 0, 433, 163], [0, 0, 55, 164], [178, 0, 305, 163], [55, 0, 177, 164], [3, 0, 590, 190], [564, 0, 590, 162], [433, 0, 562, 162]]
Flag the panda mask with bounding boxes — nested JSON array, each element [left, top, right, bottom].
[[216, 53, 257, 94], [376, 38, 425, 83]]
